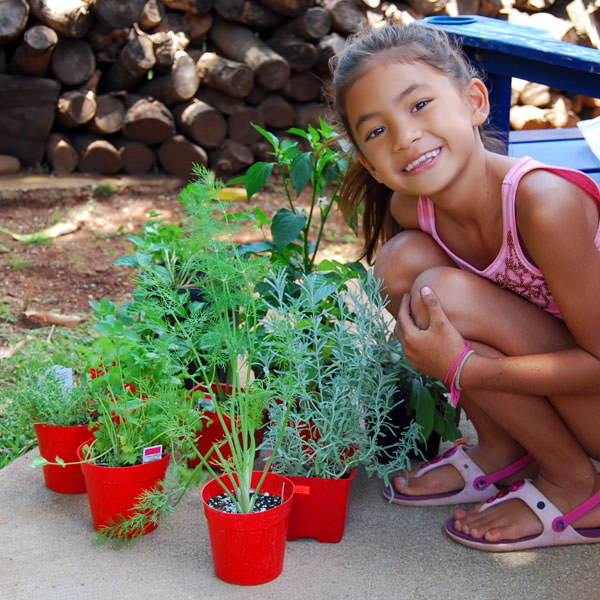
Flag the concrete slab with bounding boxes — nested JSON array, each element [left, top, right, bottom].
[[3, 430, 600, 600]]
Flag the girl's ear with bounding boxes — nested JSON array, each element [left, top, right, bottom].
[[357, 152, 381, 182], [466, 78, 490, 127]]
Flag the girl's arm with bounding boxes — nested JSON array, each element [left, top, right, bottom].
[[396, 171, 600, 397]]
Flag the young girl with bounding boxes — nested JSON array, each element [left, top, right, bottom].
[[331, 23, 600, 551]]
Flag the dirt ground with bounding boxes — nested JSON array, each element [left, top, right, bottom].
[[0, 174, 363, 331]]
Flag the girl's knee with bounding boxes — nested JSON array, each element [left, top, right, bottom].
[[374, 231, 454, 303]]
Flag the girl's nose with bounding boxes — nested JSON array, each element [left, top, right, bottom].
[[391, 122, 421, 150]]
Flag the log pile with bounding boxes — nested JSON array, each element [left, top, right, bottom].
[[0, 0, 598, 179]]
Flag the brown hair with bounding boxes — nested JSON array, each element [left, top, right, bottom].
[[330, 23, 495, 264]]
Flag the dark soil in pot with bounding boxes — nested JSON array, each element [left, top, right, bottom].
[[207, 491, 283, 513]]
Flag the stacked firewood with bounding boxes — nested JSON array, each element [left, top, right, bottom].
[[0, 0, 598, 178]]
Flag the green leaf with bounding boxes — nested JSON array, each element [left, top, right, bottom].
[[113, 255, 140, 268], [414, 386, 435, 440], [271, 209, 306, 251], [252, 123, 279, 148], [237, 240, 276, 255], [290, 152, 313, 195], [253, 207, 269, 227], [245, 162, 274, 200], [30, 456, 51, 468]]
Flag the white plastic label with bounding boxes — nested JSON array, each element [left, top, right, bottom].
[[46, 365, 73, 390], [142, 445, 163, 464]]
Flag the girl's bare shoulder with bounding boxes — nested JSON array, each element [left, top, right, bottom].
[[516, 168, 599, 239], [389, 191, 420, 229]]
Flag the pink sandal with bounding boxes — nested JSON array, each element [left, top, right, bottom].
[[445, 478, 600, 551], [383, 444, 533, 506]]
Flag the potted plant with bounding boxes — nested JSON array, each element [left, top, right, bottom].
[[73, 170, 296, 583], [377, 339, 462, 464], [257, 269, 423, 543], [236, 121, 455, 460], [18, 366, 96, 494]]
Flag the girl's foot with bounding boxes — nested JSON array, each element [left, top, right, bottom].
[[451, 473, 600, 542], [384, 444, 536, 506]]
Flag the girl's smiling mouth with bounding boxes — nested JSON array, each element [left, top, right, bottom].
[[403, 148, 441, 173]]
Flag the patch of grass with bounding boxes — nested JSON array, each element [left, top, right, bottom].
[[6, 256, 33, 270], [95, 225, 124, 240], [0, 304, 16, 323], [0, 322, 97, 469], [93, 183, 117, 198]]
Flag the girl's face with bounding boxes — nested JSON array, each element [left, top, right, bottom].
[[345, 59, 489, 198]]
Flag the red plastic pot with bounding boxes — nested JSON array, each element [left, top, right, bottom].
[[187, 382, 265, 469], [286, 469, 356, 543], [34, 423, 92, 494], [77, 439, 170, 537], [202, 471, 294, 585]]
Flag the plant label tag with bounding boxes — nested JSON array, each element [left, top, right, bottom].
[[46, 365, 73, 390], [196, 394, 215, 411], [142, 445, 163, 464]]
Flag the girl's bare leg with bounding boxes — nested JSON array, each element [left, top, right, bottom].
[[409, 266, 600, 541], [375, 233, 536, 497]]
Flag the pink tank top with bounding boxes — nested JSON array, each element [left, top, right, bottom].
[[417, 157, 600, 319]]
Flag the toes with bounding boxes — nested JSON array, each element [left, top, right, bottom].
[[392, 475, 407, 493]]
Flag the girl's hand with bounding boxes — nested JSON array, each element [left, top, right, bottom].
[[395, 286, 468, 381]]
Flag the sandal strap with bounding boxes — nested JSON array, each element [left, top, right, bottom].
[[472, 453, 532, 490], [553, 487, 600, 532]]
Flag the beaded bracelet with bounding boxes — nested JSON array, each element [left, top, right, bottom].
[[443, 341, 474, 408]]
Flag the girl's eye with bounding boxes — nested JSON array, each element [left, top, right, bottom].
[[412, 100, 429, 113], [366, 126, 385, 141]]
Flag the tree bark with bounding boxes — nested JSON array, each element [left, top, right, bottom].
[[116, 139, 155, 174], [149, 30, 189, 69], [0, 155, 21, 175], [258, 0, 312, 17], [88, 94, 126, 135], [0, 73, 60, 109], [28, 0, 93, 39], [228, 105, 264, 144], [257, 94, 295, 128], [195, 87, 246, 115], [122, 98, 176, 144], [51, 38, 96, 87], [46, 133, 79, 175], [158, 134, 208, 180], [197, 52, 254, 98], [0, 0, 29, 45], [162, 0, 205, 12], [94, 0, 147, 29], [314, 31, 346, 74], [169, 50, 201, 102], [87, 22, 130, 64], [9, 25, 58, 77], [183, 12, 213, 41], [138, 0, 166, 31], [210, 139, 253, 177], [209, 20, 290, 91], [56, 89, 97, 129], [0, 136, 46, 165], [283, 7, 332, 40], [282, 70, 322, 102], [102, 35, 156, 92], [214, 0, 283, 29], [268, 34, 318, 71], [74, 135, 122, 174], [174, 99, 228, 148], [294, 101, 328, 130], [323, 0, 368, 34]]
